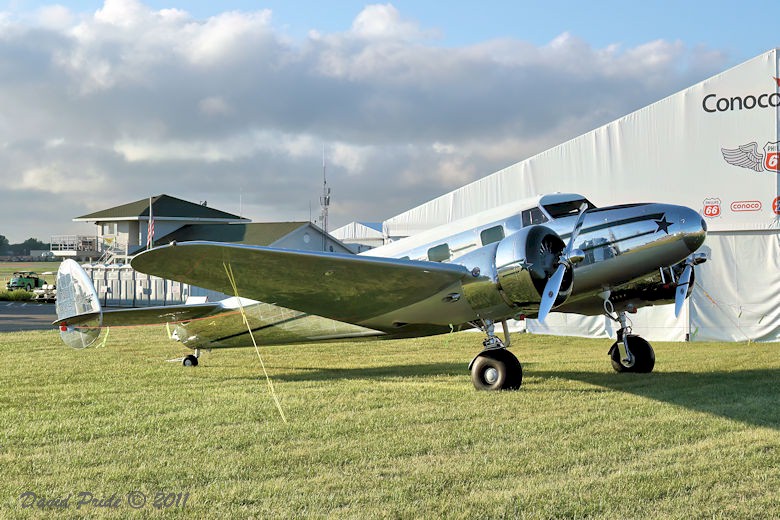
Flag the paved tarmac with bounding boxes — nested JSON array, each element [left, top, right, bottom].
[[0, 302, 57, 332]]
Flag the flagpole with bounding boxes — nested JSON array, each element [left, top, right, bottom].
[[147, 196, 154, 249]]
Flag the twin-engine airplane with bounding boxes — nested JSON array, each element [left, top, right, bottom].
[[55, 193, 708, 390]]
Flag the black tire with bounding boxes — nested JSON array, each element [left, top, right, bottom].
[[609, 335, 655, 373], [471, 349, 523, 391], [25, 284, 31, 292], [182, 354, 199, 367]]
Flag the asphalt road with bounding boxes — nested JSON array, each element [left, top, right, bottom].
[[0, 302, 57, 332]]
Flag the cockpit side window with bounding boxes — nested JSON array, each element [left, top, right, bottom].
[[521, 207, 549, 227], [542, 198, 596, 219]]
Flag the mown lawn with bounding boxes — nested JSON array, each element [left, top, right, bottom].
[[1, 326, 778, 518]]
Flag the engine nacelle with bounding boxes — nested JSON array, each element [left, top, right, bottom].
[[456, 225, 572, 320]]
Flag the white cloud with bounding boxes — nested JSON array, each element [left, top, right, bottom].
[[35, 5, 73, 30], [198, 96, 233, 116], [20, 165, 107, 194], [350, 4, 428, 41], [181, 9, 273, 65]]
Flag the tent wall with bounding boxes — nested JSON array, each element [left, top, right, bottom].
[[690, 231, 780, 342]]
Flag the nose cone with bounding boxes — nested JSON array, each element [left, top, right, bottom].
[[679, 206, 707, 253]]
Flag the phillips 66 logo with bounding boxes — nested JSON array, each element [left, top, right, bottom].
[[702, 198, 721, 218], [765, 142, 779, 171]]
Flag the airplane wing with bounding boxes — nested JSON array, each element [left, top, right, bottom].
[[131, 241, 472, 328]]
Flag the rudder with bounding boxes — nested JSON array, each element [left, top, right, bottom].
[[55, 259, 103, 349]]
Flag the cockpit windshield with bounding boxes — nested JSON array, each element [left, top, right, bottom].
[[542, 198, 596, 219]]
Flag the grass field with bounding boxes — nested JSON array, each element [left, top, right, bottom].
[[1, 326, 779, 519]]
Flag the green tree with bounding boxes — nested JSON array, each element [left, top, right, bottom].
[[0, 235, 8, 255], [9, 238, 48, 256]]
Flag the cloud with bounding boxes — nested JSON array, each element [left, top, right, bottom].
[[0, 1, 728, 242]]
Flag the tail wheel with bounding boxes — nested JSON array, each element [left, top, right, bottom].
[[609, 335, 655, 373], [471, 349, 523, 391]]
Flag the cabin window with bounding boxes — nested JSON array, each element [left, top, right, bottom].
[[521, 207, 549, 227], [101, 222, 117, 235], [427, 243, 451, 262], [480, 225, 505, 246]]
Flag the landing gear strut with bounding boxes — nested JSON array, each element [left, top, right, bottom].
[[604, 302, 655, 373], [468, 319, 523, 390]]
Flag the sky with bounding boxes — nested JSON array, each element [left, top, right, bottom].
[[0, 0, 778, 243]]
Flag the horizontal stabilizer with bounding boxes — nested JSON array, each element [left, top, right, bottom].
[[54, 302, 224, 328]]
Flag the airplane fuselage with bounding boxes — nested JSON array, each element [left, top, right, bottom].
[[368, 196, 706, 321]]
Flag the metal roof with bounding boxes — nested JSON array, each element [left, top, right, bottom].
[[74, 194, 246, 221]]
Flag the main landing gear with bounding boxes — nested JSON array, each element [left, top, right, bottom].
[[604, 302, 655, 373], [182, 349, 201, 367], [469, 319, 523, 391]]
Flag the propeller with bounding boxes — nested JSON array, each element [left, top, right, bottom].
[[537, 203, 589, 323], [673, 252, 706, 317], [674, 264, 693, 318]]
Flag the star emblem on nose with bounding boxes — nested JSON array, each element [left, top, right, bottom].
[[654, 215, 672, 234]]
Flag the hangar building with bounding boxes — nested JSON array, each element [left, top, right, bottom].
[[383, 48, 780, 342]]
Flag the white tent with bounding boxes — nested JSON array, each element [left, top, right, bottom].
[[383, 48, 780, 342], [331, 222, 385, 252]]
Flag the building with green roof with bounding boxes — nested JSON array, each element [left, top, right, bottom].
[[52, 194, 350, 262]]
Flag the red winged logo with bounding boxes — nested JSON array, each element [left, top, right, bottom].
[[721, 141, 779, 173], [774, 77, 780, 87]]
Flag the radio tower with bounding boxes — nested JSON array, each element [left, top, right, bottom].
[[320, 145, 331, 251]]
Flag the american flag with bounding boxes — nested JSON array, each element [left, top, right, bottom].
[[146, 197, 155, 248]]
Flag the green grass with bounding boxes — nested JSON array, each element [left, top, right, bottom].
[[0, 290, 33, 301], [1, 328, 779, 519]]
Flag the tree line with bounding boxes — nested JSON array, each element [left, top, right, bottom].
[[0, 235, 50, 256]]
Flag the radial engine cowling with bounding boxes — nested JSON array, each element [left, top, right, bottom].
[[459, 225, 572, 319]]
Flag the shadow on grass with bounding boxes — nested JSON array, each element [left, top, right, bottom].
[[536, 369, 780, 430], [269, 362, 467, 382], [227, 360, 780, 430]]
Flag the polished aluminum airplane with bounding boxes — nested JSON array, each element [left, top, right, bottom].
[[55, 193, 708, 390]]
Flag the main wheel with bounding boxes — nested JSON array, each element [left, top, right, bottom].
[[182, 354, 199, 367], [609, 335, 655, 373], [471, 349, 523, 391]]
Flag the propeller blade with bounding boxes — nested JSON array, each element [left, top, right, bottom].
[[538, 203, 590, 323], [564, 202, 590, 256], [538, 264, 566, 323], [674, 264, 693, 317]]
